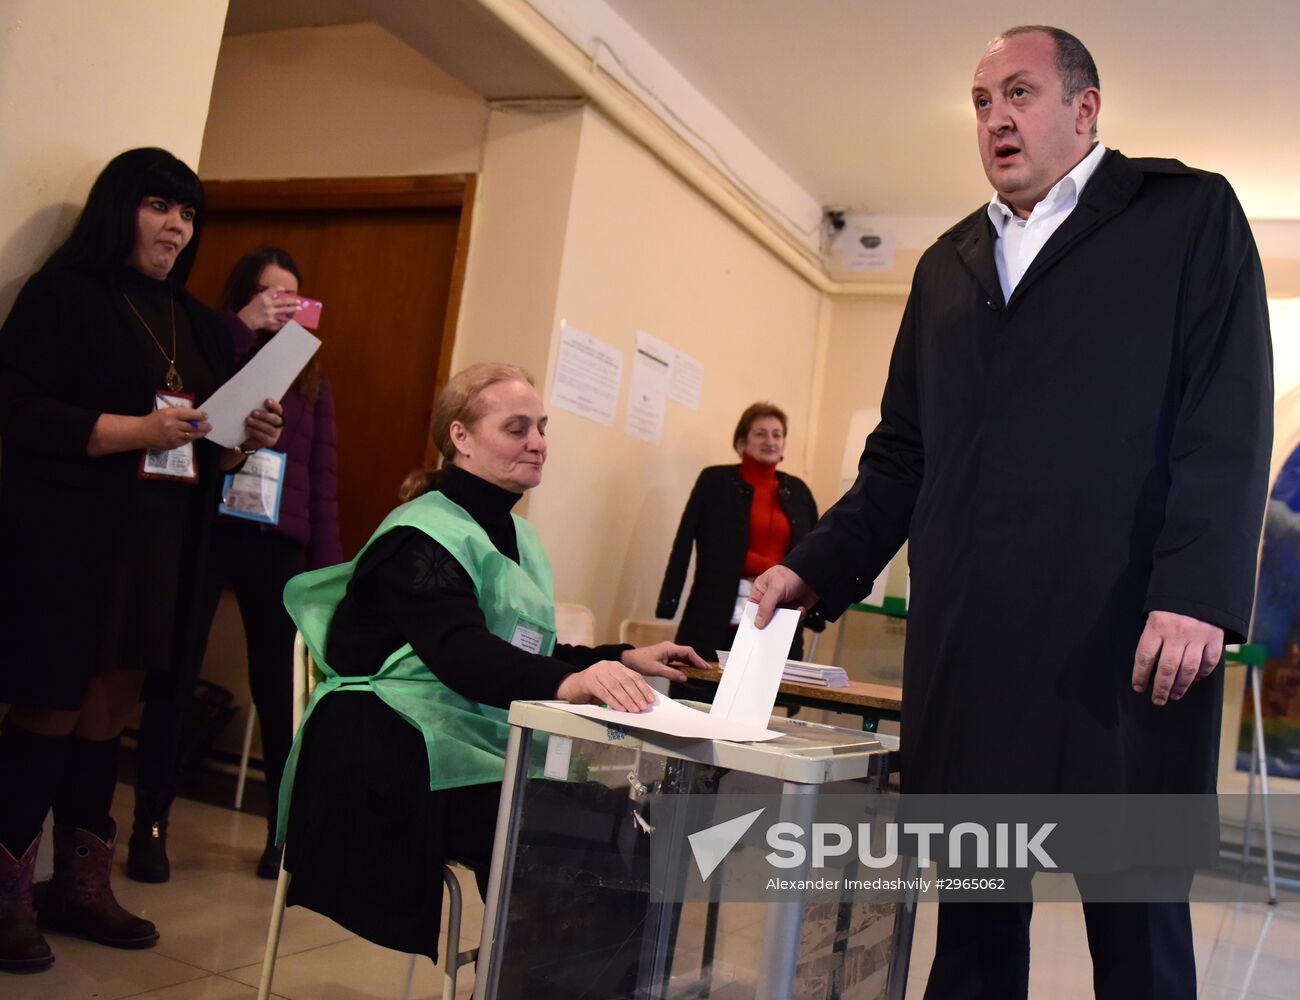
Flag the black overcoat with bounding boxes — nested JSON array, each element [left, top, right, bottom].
[[785, 151, 1273, 795], [0, 266, 233, 707], [657, 464, 821, 658]]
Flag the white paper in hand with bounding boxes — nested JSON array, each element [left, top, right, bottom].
[[199, 321, 321, 448], [711, 603, 799, 729]]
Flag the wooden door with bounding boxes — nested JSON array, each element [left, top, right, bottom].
[[188, 176, 473, 558]]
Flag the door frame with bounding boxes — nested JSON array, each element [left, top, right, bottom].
[[201, 173, 477, 468]]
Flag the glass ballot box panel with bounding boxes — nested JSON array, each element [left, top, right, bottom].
[[475, 702, 914, 1000]]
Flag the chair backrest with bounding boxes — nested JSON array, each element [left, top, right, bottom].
[[618, 618, 678, 648], [291, 632, 322, 733], [554, 602, 596, 646]]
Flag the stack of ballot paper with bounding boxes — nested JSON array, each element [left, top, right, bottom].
[[717, 652, 849, 688], [547, 603, 799, 742]]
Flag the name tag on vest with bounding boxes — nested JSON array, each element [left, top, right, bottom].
[[511, 623, 545, 654]]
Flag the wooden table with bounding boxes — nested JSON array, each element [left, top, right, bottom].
[[678, 664, 903, 732]]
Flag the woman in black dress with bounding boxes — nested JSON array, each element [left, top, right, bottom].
[[280, 363, 707, 962], [0, 148, 285, 972]]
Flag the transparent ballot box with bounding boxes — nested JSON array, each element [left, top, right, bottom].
[[474, 701, 915, 1000]]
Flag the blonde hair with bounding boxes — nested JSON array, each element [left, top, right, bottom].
[[399, 362, 536, 501]]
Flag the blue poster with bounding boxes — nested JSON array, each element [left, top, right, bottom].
[[1240, 447, 1300, 777]]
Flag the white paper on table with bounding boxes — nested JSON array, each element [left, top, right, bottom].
[[199, 321, 321, 448], [549, 692, 781, 743], [710, 603, 799, 729]]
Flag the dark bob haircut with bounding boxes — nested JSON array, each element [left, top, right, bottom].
[[733, 401, 788, 450], [216, 245, 302, 314], [43, 147, 206, 286]]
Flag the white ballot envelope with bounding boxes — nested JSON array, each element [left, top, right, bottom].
[[548, 603, 800, 743], [199, 321, 321, 448]]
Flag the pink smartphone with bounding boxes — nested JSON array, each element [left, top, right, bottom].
[[273, 291, 323, 330], [292, 296, 323, 330]]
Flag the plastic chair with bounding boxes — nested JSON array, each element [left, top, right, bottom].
[[257, 632, 478, 1000], [554, 601, 596, 646], [618, 618, 678, 648]]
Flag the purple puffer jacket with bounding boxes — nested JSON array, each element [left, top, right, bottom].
[[224, 313, 343, 568]]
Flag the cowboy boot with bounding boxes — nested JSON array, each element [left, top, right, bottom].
[[126, 787, 173, 883], [0, 833, 53, 971], [37, 821, 158, 948]]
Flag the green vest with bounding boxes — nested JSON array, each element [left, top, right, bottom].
[[275, 490, 556, 843]]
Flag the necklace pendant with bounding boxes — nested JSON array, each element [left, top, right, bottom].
[[165, 364, 183, 393]]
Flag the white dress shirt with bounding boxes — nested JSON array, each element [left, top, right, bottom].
[[987, 143, 1107, 302]]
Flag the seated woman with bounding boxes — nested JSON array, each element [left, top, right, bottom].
[[278, 362, 706, 960]]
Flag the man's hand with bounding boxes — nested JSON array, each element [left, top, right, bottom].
[[750, 565, 819, 629], [621, 642, 710, 682], [1131, 610, 1224, 705]]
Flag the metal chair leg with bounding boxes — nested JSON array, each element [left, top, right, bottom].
[[1249, 663, 1278, 904], [443, 866, 464, 1000], [234, 709, 257, 811], [256, 862, 292, 1000], [401, 953, 417, 1000]]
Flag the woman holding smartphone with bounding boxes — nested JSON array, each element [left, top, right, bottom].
[[130, 246, 342, 883]]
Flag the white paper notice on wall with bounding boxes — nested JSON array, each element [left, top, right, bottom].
[[669, 348, 704, 409], [551, 324, 623, 426], [624, 330, 671, 443]]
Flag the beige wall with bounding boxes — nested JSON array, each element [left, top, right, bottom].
[[453, 106, 584, 383], [519, 110, 825, 640], [810, 294, 908, 509], [0, 0, 228, 314], [199, 22, 487, 180]]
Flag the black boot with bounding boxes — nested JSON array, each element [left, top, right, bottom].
[[126, 789, 172, 884], [39, 821, 158, 948], [0, 833, 53, 971], [256, 826, 283, 880]]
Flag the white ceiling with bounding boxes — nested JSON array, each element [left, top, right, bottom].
[[224, 0, 1300, 223], [602, 0, 1300, 222]]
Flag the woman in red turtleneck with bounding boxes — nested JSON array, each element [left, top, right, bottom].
[[657, 402, 823, 660]]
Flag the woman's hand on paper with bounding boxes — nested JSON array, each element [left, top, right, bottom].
[[239, 397, 285, 451], [557, 660, 657, 713], [621, 642, 709, 682]]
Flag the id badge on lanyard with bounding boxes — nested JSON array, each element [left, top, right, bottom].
[[138, 391, 198, 484], [508, 611, 555, 655], [219, 448, 287, 524]]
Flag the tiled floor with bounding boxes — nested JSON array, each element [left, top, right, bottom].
[[6, 783, 1298, 999]]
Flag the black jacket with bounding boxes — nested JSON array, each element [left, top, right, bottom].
[[657, 464, 822, 658], [0, 265, 233, 706], [786, 150, 1273, 795]]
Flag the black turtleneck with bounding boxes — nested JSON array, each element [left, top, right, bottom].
[[325, 464, 629, 707]]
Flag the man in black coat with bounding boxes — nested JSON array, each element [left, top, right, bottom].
[[752, 25, 1272, 1000]]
